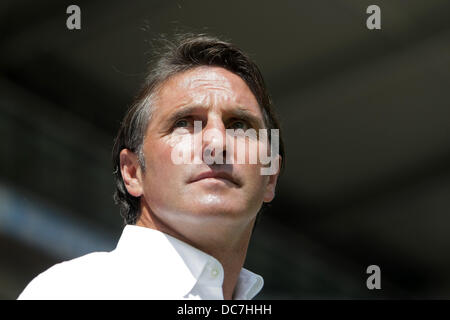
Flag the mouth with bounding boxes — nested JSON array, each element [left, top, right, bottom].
[[189, 171, 240, 187]]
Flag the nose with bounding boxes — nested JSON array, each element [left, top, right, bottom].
[[201, 117, 227, 165]]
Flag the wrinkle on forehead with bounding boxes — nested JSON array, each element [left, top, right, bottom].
[[178, 66, 234, 82], [154, 66, 262, 122], [170, 68, 237, 106], [188, 90, 235, 109], [177, 66, 234, 89], [177, 67, 253, 99]]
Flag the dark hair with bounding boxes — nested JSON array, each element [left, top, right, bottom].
[[112, 33, 285, 225]]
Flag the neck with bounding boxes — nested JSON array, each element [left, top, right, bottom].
[[136, 200, 256, 300]]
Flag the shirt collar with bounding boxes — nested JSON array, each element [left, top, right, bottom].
[[114, 224, 263, 299]]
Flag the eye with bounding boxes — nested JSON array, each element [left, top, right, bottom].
[[174, 118, 190, 128], [229, 120, 248, 130]]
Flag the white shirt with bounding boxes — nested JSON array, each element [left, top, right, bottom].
[[17, 224, 264, 300]]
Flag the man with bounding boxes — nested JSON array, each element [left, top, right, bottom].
[[18, 33, 285, 300]]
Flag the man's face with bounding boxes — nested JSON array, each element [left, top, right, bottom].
[[137, 66, 279, 228]]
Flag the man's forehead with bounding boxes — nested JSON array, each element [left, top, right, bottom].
[[175, 66, 235, 89], [155, 66, 261, 117]]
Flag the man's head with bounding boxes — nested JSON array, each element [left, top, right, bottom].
[[112, 34, 285, 227]]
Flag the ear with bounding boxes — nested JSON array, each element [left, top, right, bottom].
[[119, 149, 144, 197], [263, 155, 282, 203]]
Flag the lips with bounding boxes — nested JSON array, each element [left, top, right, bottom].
[[189, 170, 240, 186]]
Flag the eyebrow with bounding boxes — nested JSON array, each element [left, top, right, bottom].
[[164, 104, 265, 129], [230, 107, 265, 129]]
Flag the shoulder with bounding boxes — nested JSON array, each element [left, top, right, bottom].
[[17, 251, 113, 300]]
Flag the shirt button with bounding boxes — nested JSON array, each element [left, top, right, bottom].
[[211, 268, 219, 277]]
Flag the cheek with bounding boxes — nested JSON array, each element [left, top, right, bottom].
[[144, 140, 183, 186], [234, 164, 268, 214], [141, 140, 188, 212], [240, 163, 269, 195], [167, 133, 197, 164], [229, 136, 260, 165]]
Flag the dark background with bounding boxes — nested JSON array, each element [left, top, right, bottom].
[[1, 0, 450, 299]]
